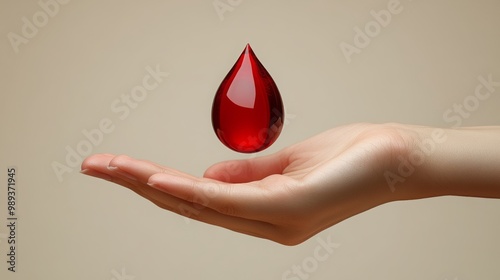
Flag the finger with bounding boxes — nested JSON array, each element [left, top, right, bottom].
[[81, 158, 204, 219], [148, 172, 298, 222], [149, 173, 258, 218], [81, 153, 115, 172], [82, 154, 145, 184], [81, 164, 283, 243], [107, 155, 190, 182], [143, 160, 198, 179], [81, 154, 155, 195], [82, 154, 197, 183], [203, 152, 288, 183], [82, 154, 297, 243], [164, 198, 280, 242]]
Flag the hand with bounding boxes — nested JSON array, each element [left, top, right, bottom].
[[81, 123, 414, 245]]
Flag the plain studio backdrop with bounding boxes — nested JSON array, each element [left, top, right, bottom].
[[1, 0, 500, 279]]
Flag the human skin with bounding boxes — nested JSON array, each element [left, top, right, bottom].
[[80, 123, 500, 245]]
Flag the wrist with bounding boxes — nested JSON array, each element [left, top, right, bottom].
[[375, 123, 434, 200], [388, 125, 500, 200]]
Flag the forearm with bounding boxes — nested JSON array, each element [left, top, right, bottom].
[[402, 126, 500, 200]]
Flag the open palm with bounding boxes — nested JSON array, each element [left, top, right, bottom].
[[81, 123, 413, 245]]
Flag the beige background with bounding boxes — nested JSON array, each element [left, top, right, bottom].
[[1, 0, 500, 279]]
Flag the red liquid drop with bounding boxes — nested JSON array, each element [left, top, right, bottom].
[[212, 44, 284, 153]]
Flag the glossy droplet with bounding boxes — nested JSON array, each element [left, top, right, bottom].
[[212, 44, 284, 153]]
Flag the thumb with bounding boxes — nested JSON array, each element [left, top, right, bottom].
[[204, 153, 286, 183]]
